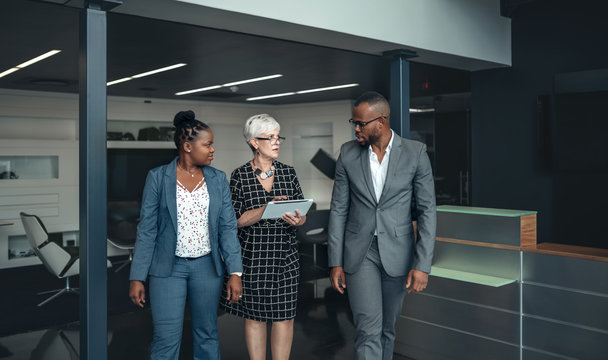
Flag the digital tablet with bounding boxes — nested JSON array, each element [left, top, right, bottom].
[[261, 199, 314, 219]]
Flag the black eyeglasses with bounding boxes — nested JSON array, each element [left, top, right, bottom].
[[348, 116, 385, 128], [255, 135, 286, 144]]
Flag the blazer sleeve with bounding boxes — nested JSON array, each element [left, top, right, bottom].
[[217, 171, 244, 274], [327, 145, 350, 268], [129, 169, 160, 282], [411, 144, 437, 274]]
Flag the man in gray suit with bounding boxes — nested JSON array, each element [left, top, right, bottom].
[[328, 91, 436, 359]]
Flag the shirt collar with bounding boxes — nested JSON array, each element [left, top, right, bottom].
[[368, 129, 395, 156]]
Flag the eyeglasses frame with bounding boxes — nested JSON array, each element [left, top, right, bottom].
[[348, 115, 386, 129], [255, 135, 286, 144]]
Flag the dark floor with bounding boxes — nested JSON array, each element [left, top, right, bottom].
[[0, 253, 413, 359]]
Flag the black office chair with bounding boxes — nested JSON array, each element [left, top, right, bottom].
[[107, 201, 140, 272], [296, 209, 330, 297], [20, 212, 112, 306]]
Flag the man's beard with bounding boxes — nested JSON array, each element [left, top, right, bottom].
[[361, 132, 380, 147]]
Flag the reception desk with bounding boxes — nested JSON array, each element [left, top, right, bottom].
[[395, 205, 608, 360]]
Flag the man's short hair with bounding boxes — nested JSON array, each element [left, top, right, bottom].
[[354, 91, 390, 114]]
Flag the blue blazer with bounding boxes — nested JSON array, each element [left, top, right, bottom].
[[130, 157, 243, 281]]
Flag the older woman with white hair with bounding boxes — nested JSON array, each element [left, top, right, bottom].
[[220, 113, 306, 360]]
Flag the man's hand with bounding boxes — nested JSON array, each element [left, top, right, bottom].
[[129, 280, 146, 308], [330, 266, 347, 294], [226, 274, 243, 304], [406, 269, 428, 294]]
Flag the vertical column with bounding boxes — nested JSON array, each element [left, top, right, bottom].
[[79, 1, 120, 359], [383, 49, 418, 138]]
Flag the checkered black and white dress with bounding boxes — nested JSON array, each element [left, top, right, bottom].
[[221, 161, 303, 322]]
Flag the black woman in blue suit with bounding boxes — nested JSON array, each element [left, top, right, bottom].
[[129, 110, 243, 360]]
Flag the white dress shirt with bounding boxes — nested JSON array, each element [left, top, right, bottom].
[[369, 130, 395, 235]]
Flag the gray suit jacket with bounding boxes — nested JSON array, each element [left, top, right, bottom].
[[130, 157, 243, 282], [328, 136, 436, 277]]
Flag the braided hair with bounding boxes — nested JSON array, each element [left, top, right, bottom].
[[173, 110, 210, 150]]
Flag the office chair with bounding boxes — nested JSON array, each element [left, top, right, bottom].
[[296, 209, 330, 297], [107, 201, 139, 272], [20, 212, 112, 307]]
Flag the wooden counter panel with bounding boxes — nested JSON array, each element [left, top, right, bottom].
[[436, 237, 521, 251], [526, 243, 608, 263], [520, 214, 537, 248]]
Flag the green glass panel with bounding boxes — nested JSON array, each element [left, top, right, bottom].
[[430, 266, 517, 287], [437, 205, 537, 217]]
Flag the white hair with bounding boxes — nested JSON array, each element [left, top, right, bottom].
[[243, 114, 280, 150]]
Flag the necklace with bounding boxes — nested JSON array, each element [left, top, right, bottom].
[[252, 161, 275, 180], [178, 161, 197, 178]]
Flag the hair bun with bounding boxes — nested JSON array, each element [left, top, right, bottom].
[[173, 110, 196, 127]]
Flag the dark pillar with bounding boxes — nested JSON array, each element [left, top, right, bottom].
[[383, 49, 418, 138], [79, 1, 120, 359]]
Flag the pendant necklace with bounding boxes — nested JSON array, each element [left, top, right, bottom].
[[178, 161, 196, 178], [252, 161, 274, 180]]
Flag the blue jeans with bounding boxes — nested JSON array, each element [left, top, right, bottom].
[[149, 255, 223, 360]]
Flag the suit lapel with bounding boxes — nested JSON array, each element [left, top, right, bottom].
[[378, 136, 403, 203], [164, 157, 178, 232], [203, 166, 217, 230], [359, 145, 378, 204]]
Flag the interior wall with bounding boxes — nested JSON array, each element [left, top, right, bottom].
[[158, 0, 511, 70], [0, 88, 352, 206], [470, 0, 608, 247]]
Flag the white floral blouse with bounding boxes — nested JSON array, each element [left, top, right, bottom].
[[175, 178, 211, 258]]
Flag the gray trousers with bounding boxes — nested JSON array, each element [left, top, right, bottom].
[[346, 238, 409, 360]]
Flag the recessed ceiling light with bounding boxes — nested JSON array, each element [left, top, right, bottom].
[[246, 92, 296, 101], [222, 74, 283, 87], [175, 85, 223, 96], [409, 108, 435, 113], [107, 63, 186, 86], [296, 83, 359, 94], [246, 83, 359, 101], [176, 74, 283, 96], [0, 68, 20, 79], [131, 63, 187, 78], [16, 50, 62, 68], [0, 50, 61, 79], [106, 77, 132, 86]]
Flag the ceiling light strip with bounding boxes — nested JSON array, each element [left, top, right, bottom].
[[106, 77, 132, 86], [107, 63, 187, 86], [176, 74, 283, 96], [246, 92, 296, 101], [131, 63, 187, 79], [16, 50, 62, 68], [175, 85, 223, 96], [246, 83, 359, 101], [295, 83, 359, 94], [222, 74, 283, 87], [0, 68, 20, 79], [0, 50, 62, 79]]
